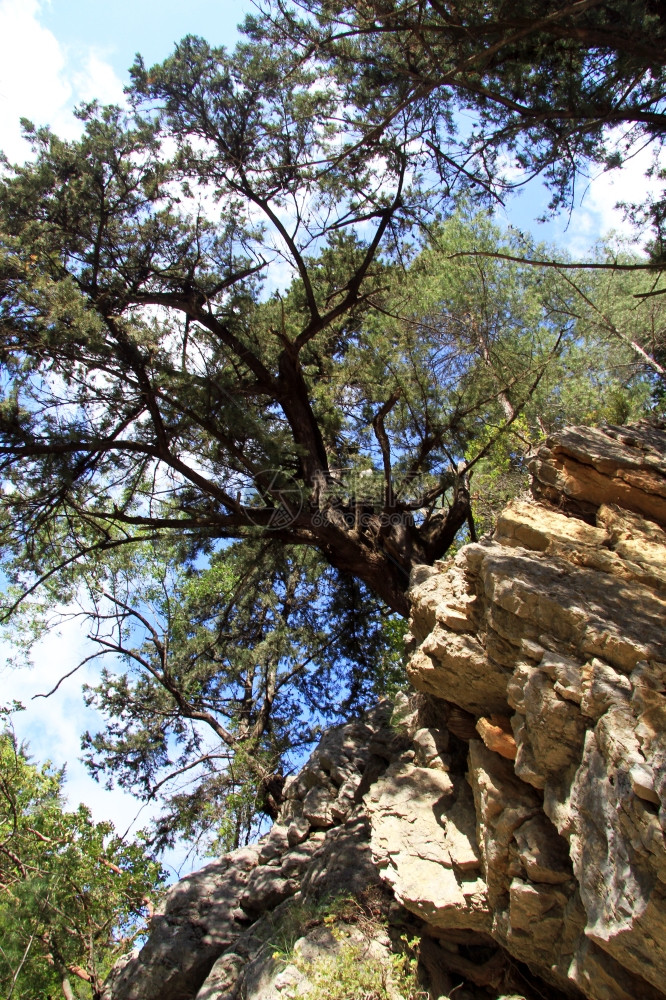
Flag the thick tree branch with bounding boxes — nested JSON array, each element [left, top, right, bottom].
[[372, 391, 401, 506]]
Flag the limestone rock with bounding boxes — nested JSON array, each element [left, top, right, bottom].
[[104, 691, 556, 1000], [529, 421, 666, 524], [565, 722, 666, 993], [102, 709, 392, 1000], [102, 846, 262, 1000], [194, 952, 244, 1000], [405, 419, 666, 1000], [366, 758, 490, 931], [286, 816, 310, 847], [475, 715, 517, 760]]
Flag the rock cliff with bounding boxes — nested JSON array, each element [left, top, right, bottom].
[[104, 420, 666, 1000]]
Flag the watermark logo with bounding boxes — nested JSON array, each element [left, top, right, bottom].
[[241, 467, 449, 530], [241, 470, 304, 529], [310, 508, 411, 528]]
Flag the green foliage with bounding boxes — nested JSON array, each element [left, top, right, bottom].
[[1, 163, 659, 848], [375, 209, 662, 534], [264, 895, 334, 962], [297, 936, 425, 1000], [249, 0, 666, 242], [264, 891, 426, 1000], [249, 888, 427, 1000], [63, 537, 405, 854], [0, 721, 165, 1000], [1, 77, 660, 624], [1, 10, 664, 858]]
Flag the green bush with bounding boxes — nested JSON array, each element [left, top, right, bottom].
[[266, 890, 427, 1000]]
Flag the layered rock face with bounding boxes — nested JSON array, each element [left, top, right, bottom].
[[406, 420, 666, 999], [104, 421, 666, 1000]]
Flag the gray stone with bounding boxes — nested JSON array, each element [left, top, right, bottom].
[[366, 759, 489, 930], [301, 786, 335, 828], [102, 846, 261, 1000], [286, 816, 310, 847]]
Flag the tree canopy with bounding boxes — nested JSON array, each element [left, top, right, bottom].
[[75, 537, 406, 852], [1, 1, 665, 854], [250, 0, 666, 253]]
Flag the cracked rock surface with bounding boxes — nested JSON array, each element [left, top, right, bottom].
[[405, 420, 666, 1000]]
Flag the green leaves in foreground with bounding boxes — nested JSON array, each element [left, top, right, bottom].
[[0, 723, 165, 1000]]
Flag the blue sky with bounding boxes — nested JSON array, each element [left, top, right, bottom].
[[40, 0, 254, 72], [0, 0, 662, 864], [0, 0, 254, 163]]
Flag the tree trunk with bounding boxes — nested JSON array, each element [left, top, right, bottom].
[[303, 476, 472, 616]]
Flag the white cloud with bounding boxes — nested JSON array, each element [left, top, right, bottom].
[[495, 130, 665, 260], [1, 616, 147, 830], [1, 619, 204, 875], [552, 139, 664, 258], [73, 50, 126, 107], [572, 142, 660, 247], [0, 0, 124, 164]]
